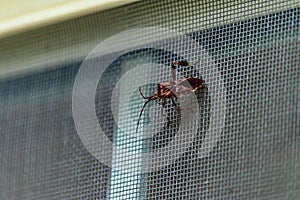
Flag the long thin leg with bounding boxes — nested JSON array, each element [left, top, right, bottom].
[[161, 99, 170, 123], [139, 87, 150, 100], [171, 97, 181, 110], [136, 100, 151, 133], [162, 99, 166, 108]]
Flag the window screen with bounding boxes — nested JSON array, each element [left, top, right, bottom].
[[0, 1, 299, 199]]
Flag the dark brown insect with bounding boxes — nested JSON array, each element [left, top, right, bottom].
[[136, 61, 205, 133]]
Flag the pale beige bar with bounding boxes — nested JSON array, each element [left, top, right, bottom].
[[0, 0, 139, 38]]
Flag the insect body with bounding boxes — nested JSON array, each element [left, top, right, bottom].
[[136, 61, 205, 133]]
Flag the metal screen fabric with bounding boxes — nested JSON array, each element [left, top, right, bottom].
[[0, 1, 299, 199]]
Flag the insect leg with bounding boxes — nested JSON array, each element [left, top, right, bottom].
[[138, 87, 150, 99], [162, 99, 166, 108], [171, 97, 181, 111], [136, 100, 151, 133], [161, 99, 171, 123]]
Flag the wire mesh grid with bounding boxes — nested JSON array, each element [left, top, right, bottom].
[[0, 0, 299, 199]]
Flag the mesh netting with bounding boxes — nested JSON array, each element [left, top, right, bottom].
[[0, 1, 299, 199]]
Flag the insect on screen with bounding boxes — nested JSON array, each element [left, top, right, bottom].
[[0, 0, 299, 199]]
